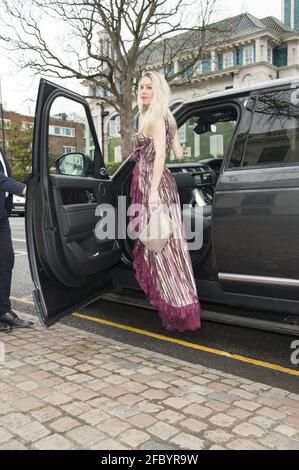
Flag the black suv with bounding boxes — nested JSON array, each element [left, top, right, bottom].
[[26, 77, 299, 334]]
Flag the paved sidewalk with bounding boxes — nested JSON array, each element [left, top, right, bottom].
[[0, 313, 298, 450]]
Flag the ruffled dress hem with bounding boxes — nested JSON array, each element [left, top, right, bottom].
[[132, 241, 201, 332]]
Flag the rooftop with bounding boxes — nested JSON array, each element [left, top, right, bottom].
[[138, 12, 296, 65]]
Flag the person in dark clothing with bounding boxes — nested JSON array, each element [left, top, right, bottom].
[[0, 149, 33, 332]]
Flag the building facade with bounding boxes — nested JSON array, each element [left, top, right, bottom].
[[0, 111, 85, 166], [87, 12, 299, 163]]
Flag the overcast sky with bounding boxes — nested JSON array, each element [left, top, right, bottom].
[[0, 0, 282, 114]]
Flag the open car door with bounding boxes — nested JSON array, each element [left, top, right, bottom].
[[26, 79, 121, 327]]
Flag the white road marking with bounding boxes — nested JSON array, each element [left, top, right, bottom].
[[12, 238, 26, 242]]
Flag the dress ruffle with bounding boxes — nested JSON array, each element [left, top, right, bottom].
[[130, 157, 201, 333], [132, 240, 201, 332]]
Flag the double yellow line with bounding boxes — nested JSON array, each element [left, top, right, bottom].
[[11, 296, 299, 377]]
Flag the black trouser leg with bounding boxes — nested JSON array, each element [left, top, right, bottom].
[[0, 218, 14, 316]]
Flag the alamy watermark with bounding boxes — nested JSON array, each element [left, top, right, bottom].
[[94, 196, 204, 251]]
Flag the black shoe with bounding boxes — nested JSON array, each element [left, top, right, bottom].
[[0, 311, 33, 328], [0, 320, 13, 332]]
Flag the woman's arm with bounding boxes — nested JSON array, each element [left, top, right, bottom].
[[149, 117, 167, 207], [172, 129, 184, 160]]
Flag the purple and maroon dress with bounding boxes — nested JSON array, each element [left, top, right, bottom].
[[128, 116, 201, 332]]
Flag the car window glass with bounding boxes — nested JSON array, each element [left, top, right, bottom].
[[48, 97, 96, 176], [242, 89, 299, 167], [167, 108, 237, 163], [227, 99, 254, 169]]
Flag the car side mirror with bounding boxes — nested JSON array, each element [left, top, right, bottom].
[[55, 152, 93, 177]]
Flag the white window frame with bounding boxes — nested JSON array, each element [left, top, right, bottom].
[[100, 87, 111, 98], [244, 45, 254, 65], [63, 146, 76, 154], [116, 116, 120, 134], [183, 146, 191, 158], [3, 119, 11, 128], [20, 121, 33, 131], [108, 116, 120, 137], [194, 133, 200, 158], [63, 127, 75, 137], [109, 120, 117, 136], [210, 134, 224, 157], [223, 51, 233, 69], [178, 124, 186, 143], [292, 46, 297, 63], [49, 125, 75, 137], [114, 145, 122, 162], [267, 47, 273, 63], [194, 60, 203, 75], [90, 86, 97, 97]]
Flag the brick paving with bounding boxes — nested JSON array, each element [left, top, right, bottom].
[[0, 314, 298, 450]]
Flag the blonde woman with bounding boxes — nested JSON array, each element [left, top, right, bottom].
[[129, 71, 201, 332]]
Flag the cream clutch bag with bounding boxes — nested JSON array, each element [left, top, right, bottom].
[[138, 206, 177, 252]]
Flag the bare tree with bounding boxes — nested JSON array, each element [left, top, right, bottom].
[[0, 0, 228, 160]]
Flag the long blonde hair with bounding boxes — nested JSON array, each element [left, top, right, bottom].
[[137, 71, 177, 138]]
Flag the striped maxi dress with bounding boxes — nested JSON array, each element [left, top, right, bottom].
[[128, 115, 201, 332]]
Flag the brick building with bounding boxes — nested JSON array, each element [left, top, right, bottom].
[[0, 111, 85, 162]]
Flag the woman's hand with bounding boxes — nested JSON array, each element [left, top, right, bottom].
[[172, 130, 185, 161], [149, 189, 160, 210]]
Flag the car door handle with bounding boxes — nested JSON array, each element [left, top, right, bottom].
[[84, 190, 96, 203]]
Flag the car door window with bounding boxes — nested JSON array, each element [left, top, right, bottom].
[[167, 108, 237, 163], [229, 88, 299, 169], [48, 97, 96, 176]]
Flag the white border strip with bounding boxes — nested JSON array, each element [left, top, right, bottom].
[[219, 272, 299, 287]]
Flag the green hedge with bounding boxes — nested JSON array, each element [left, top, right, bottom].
[[108, 137, 121, 162], [106, 161, 123, 175], [12, 169, 31, 184]]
